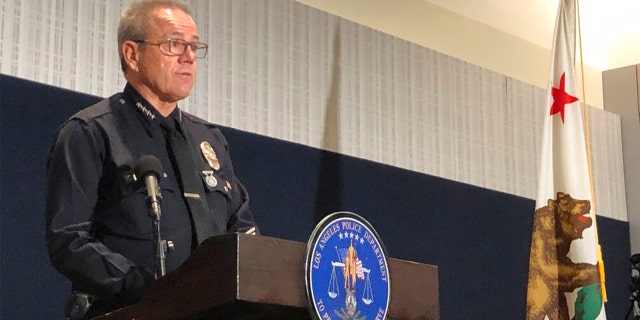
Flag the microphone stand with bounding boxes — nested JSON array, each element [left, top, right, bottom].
[[134, 155, 170, 279], [148, 187, 167, 278]]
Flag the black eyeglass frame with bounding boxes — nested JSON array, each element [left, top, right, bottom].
[[132, 38, 208, 59]]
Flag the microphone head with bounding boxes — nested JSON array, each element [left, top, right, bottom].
[[134, 155, 163, 180]]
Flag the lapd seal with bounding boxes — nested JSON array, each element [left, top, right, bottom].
[[305, 212, 390, 320]]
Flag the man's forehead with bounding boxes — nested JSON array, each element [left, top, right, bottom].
[[149, 7, 199, 38]]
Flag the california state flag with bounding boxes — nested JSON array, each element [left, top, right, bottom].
[[526, 0, 606, 319]]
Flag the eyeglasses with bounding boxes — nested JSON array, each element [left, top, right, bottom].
[[133, 38, 208, 59]]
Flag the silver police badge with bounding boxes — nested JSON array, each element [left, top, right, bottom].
[[305, 212, 390, 320], [201, 170, 217, 188]]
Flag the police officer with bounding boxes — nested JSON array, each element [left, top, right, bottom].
[[45, 1, 258, 318]]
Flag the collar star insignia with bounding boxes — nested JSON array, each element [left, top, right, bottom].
[[135, 102, 156, 120]]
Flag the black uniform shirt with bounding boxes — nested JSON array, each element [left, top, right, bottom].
[[46, 83, 257, 303]]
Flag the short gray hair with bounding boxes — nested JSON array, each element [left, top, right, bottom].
[[117, 1, 191, 72]]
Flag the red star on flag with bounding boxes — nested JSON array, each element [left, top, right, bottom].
[[549, 72, 579, 123]]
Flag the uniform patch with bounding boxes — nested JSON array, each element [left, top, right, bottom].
[[305, 212, 390, 320]]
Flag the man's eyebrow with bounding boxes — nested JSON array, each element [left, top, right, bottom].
[[166, 32, 200, 41]]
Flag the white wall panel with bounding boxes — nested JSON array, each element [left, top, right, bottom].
[[0, 0, 626, 220]]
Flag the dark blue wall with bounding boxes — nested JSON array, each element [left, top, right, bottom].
[[0, 74, 632, 319]]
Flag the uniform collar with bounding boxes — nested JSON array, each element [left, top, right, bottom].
[[122, 83, 183, 135]]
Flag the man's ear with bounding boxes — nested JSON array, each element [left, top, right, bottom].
[[122, 40, 140, 72]]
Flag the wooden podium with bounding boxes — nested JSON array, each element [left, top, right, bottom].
[[94, 233, 439, 320]]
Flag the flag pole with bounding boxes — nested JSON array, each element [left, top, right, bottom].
[[575, 0, 607, 303]]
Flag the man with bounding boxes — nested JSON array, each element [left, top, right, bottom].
[[45, 1, 258, 318]]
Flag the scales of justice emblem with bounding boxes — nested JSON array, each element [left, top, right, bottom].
[[305, 212, 390, 320]]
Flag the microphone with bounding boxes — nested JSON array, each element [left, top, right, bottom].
[[134, 155, 163, 218]]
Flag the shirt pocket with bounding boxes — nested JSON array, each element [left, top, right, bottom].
[[115, 176, 180, 238]]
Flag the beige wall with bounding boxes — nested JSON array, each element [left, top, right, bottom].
[[297, 0, 604, 109]]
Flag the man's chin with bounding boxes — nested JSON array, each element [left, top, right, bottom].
[[171, 90, 192, 102]]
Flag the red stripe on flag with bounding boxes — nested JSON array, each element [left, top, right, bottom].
[[356, 258, 365, 280]]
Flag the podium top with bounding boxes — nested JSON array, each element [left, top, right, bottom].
[[94, 233, 439, 320]]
